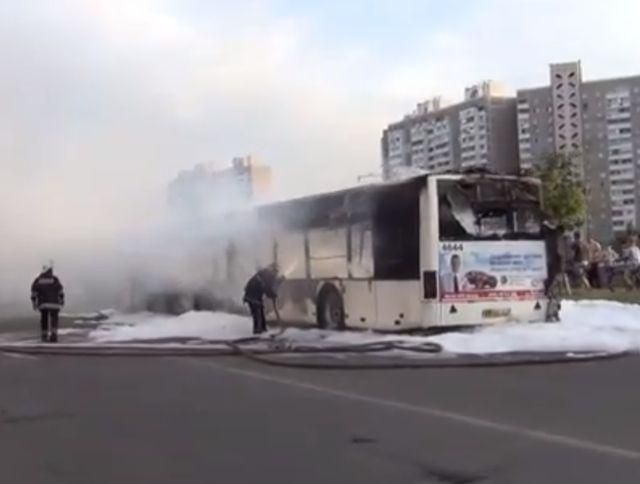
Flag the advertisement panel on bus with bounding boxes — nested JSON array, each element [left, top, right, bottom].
[[438, 241, 547, 302]]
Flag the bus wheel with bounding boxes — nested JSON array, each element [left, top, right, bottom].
[[317, 284, 345, 330]]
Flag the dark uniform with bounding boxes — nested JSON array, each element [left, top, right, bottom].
[[542, 222, 562, 293], [243, 267, 279, 335], [541, 222, 564, 321], [30, 268, 65, 343]]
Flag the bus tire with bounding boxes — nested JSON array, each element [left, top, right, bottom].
[[317, 284, 345, 330]]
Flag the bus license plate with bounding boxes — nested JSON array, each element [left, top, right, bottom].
[[482, 308, 511, 319]]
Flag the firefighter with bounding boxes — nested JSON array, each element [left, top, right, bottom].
[[541, 221, 565, 321], [30, 263, 65, 343], [243, 263, 281, 335]]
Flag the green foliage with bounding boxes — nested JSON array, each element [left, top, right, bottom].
[[533, 152, 586, 228], [626, 222, 636, 236]]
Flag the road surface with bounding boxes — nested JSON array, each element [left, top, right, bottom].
[[1, 350, 639, 483]]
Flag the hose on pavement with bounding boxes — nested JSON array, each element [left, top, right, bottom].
[[0, 335, 629, 370]]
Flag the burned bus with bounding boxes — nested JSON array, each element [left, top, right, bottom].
[[212, 173, 549, 330]]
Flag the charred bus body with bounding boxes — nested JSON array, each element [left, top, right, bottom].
[[207, 173, 549, 330]]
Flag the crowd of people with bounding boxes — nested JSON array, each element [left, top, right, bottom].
[[552, 230, 640, 293]]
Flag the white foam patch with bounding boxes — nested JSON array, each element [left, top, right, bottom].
[[90, 311, 252, 342], [63, 309, 116, 320], [89, 300, 640, 354]]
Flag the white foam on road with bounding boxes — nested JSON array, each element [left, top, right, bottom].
[[90, 312, 252, 342], [431, 300, 640, 354], [63, 309, 116, 320], [89, 300, 640, 354]]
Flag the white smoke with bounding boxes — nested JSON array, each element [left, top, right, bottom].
[[0, 162, 267, 316], [0, 2, 383, 317]]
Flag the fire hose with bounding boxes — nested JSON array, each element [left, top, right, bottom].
[[0, 335, 629, 369]]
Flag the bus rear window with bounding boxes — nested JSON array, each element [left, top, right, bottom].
[[438, 178, 542, 241]]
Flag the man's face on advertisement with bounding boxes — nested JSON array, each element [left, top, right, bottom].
[[450, 254, 461, 273]]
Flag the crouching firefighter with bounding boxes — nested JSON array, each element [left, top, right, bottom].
[[243, 263, 281, 335], [30, 263, 65, 343]]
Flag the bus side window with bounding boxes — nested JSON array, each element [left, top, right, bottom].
[[275, 232, 307, 279], [273, 239, 279, 266], [350, 222, 373, 278], [373, 193, 420, 280], [308, 227, 349, 279], [225, 242, 237, 284]]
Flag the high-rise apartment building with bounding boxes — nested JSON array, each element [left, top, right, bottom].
[[517, 62, 640, 242], [167, 155, 273, 220], [381, 81, 519, 180]]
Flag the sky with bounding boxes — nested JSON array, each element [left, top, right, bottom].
[[3, 0, 640, 235], [1, 0, 640, 309]]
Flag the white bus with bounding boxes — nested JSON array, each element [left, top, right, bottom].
[[213, 173, 549, 331]]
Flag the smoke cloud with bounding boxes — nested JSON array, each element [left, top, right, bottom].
[[0, 1, 381, 315], [3, 0, 640, 315]]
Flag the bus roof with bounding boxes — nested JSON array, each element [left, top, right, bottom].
[[255, 171, 539, 214], [256, 174, 424, 211], [211, 171, 541, 232]]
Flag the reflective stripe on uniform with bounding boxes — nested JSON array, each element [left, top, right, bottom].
[[36, 278, 56, 285], [38, 303, 62, 310]]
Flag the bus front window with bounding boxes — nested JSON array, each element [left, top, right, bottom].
[[438, 178, 542, 241]]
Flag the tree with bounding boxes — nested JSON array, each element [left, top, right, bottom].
[[533, 152, 586, 228]]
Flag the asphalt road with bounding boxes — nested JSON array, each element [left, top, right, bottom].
[[1, 351, 639, 484]]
